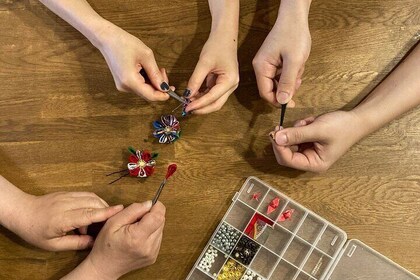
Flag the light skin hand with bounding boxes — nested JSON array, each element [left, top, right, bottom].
[[0, 176, 123, 251], [62, 201, 166, 280], [185, 0, 240, 114], [253, 0, 312, 107], [270, 111, 364, 172], [21, 192, 123, 251], [270, 43, 420, 172], [97, 24, 171, 101], [39, 0, 171, 101]]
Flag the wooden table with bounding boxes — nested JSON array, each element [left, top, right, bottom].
[[0, 0, 419, 279]]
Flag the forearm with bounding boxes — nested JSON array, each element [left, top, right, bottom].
[[276, 0, 312, 26], [352, 43, 420, 138], [0, 176, 32, 232], [208, 0, 239, 41], [39, 0, 111, 48]]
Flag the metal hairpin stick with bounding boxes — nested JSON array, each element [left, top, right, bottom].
[[152, 179, 166, 205], [280, 103, 287, 127], [167, 89, 188, 104], [139, 69, 187, 105]]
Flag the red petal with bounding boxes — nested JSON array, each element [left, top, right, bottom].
[[129, 168, 140, 177], [144, 166, 154, 176], [129, 155, 138, 163], [142, 151, 152, 162]]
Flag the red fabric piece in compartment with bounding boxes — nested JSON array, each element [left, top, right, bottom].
[[251, 192, 261, 201], [267, 197, 280, 215], [278, 209, 295, 222], [245, 213, 274, 239]]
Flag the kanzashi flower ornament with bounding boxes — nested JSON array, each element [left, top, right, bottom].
[[107, 147, 158, 184], [153, 115, 181, 144], [127, 149, 157, 178]]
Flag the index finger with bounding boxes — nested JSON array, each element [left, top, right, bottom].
[[130, 74, 169, 102], [254, 64, 279, 106], [186, 78, 234, 112]]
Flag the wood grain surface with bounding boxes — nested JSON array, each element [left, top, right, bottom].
[[0, 0, 419, 279]]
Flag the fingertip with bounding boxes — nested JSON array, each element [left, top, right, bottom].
[[86, 237, 94, 248], [111, 204, 124, 212], [144, 200, 153, 210], [153, 91, 170, 102], [288, 99, 296, 108], [274, 131, 288, 145], [79, 226, 88, 235], [294, 119, 306, 127], [159, 82, 170, 92], [277, 91, 292, 104]]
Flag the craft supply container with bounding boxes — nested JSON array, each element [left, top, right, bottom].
[[186, 177, 419, 280]]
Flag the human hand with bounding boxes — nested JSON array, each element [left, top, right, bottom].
[[79, 201, 165, 279], [270, 111, 365, 172], [253, 0, 311, 106], [97, 23, 171, 101], [184, 30, 239, 114], [12, 192, 123, 251]]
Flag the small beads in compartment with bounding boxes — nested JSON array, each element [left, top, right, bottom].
[[241, 270, 264, 280], [198, 247, 219, 273], [217, 259, 246, 280], [232, 236, 260, 265], [212, 223, 241, 254]]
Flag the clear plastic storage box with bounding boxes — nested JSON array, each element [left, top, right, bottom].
[[186, 177, 419, 280]]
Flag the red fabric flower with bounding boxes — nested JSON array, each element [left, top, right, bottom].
[[127, 150, 156, 178]]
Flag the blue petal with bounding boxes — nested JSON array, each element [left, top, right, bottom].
[[159, 134, 168, 144], [153, 121, 164, 129]]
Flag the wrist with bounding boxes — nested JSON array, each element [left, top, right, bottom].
[[209, 1, 239, 41], [276, 0, 311, 26], [279, 0, 312, 14], [63, 255, 118, 280], [0, 176, 34, 232], [87, 18, 119, 51], [346, 109, 373, 143]]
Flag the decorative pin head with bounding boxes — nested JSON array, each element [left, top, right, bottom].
[[165, 164, 177, 180]]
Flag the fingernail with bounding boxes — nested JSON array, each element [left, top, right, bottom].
[[275, 132, 288, 145], [277, 91, 289, 104], [112, 205, 124, 211], [144, 200, 152, 209], [183, 89, 191, 97], [160, 82, 170, 91], [269, 132, 275, 140], [87, 238, 94, 247]]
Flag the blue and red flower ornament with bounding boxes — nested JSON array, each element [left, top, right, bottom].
[[107, 114, 183, 184], [153, 115, 181, 144]]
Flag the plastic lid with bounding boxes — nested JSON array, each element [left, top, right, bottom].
[[326, 239, 419, 280]]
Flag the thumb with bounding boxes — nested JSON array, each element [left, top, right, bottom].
[[50, 234, 93, 251], [274, 125, 320, 146], [277, 58, 301, 104], [187, 61, 210, 96], [108, 201, 152, 228]]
